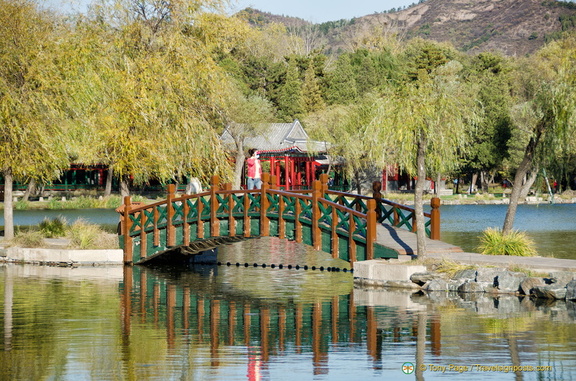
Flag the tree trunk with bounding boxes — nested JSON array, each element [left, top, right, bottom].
[[233, 147, 245, 189], [469, 172, 478, 194], [22, 178, 36, 202], [120, 174, 130, 197], [519, 169, 538, 200], [480, 171, 489, 193], [415, 135, 427, 257], [435, 173, 441, 195], [503, 130, 542, 233], [355, 170, 362, 194], [3, 170, 14, 239], [104, 167, 113, 197]]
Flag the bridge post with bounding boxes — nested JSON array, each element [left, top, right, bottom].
[[122, 196, 133, 264], [260, 173, 270, 237], [320, 173, 329, 195], [430, 197, 441, 240], [210, 176, 220, 237], [312, 180, 321, 250], [167, 184, 176, 247], [224, 182, 235, 236], [366, 199, 377, 260]]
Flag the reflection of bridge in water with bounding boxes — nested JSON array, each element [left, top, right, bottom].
[[120, 266, 442, 374]]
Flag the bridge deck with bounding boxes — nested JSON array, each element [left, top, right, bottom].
[[376, 224, 463, 256]]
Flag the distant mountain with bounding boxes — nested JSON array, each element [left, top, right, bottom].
[[237, 0, 576, 56]]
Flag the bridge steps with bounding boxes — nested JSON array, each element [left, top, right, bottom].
[[376, 224, 463, 256]]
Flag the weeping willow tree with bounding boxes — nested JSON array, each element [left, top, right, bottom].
[[305, 95, 380, 194], [370, 61, 479, 256], [502, 35, 576, 233], [60, 0, 249, 195], [0, 0, 69, 239]]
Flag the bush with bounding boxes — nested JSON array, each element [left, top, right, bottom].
[[67, 219, 118, 249], [478, 228, 537, 256], [39, 216, 67, 238], [9, 231, 46, 248]]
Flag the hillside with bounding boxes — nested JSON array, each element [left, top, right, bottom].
[[239, 0, 576, 56]]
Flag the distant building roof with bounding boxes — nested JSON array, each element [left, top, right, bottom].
[[220, 120, 328, 154]]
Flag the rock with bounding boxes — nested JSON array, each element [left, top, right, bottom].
[[566, 280, 576, 301], [410, 272, 440, 286], [452, 269, 477, 282], [447, 280, 463, 292], [495, 272, 526, 294], [476, 268, 501, 285], [458, 281, 486, 293], [547, 271, 576, 286], [423, 279, 448, 292], [531, 284, 567, 300], [520, 277, 545, 295]]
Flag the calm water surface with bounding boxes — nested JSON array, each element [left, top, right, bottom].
[[2, 238, 576, 380], [439, 204, 576, 259]]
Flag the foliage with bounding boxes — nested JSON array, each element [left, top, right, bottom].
[[9, 231, 45, 248], [478, 227, 537, 256], [66, 219, 114, 249], [39, 216, 67, 238]]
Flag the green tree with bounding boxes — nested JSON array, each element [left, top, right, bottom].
[[372, 61, 478, 256], [306, 94, 382, 194], [221, 86, 275, 188], [276, 58, 304, 121], [502, 35, 576, 233], [0, 0, 69, 239], [463, 52, 513, 192], [63, 0, 237, 195], [302, 62, 325, 114]]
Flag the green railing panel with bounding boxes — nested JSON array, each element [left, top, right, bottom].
[[143, 208, 155, 231], [156, 205, 168, 229], [352, 214, 367, 238], [186, 198, 199, 221], [318, 202, 332, 227], [200, 197, 211, 219], [335, 209, 350, 232], [172, 201, 185, 225]]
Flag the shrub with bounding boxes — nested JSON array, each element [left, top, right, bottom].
[[67, 219, 100, 249], [9, 231, 45, 248], [478, 228, 537, 256], [39, 216, 67, 238], [67, 219, 118, 249]]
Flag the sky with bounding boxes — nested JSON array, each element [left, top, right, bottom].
[[44, 0, 419, 23], [230, 0, 419, 23]]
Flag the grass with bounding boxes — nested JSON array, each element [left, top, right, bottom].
[[478, 227, 537, 257], [2, 194, 149, 211], [39, 216, 67, 238], [7, 218, 119, 250]]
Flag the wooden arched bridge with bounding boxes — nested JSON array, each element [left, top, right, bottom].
[[118, 174, 444, 266]]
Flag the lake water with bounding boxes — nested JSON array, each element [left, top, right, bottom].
[[2, 238, 576, 380], [2, 203, 576, 379], [439, 204, 576, 259]]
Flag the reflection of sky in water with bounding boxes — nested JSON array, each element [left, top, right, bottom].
[[440, 204, 576, 232], [439, 204, 576, 259]]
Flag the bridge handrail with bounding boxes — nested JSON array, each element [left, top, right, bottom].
[[118, 173, 439, 264]]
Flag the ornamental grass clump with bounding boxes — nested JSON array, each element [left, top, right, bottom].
[[39, 216, 67, 238], [478, 228, 537, 257]]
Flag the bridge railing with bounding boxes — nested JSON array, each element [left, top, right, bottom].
[[119, 173, 439, 264], [282, 173, 439, 240]]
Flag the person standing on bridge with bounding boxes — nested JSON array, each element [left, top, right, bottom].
[[246, 148, 262, 190]]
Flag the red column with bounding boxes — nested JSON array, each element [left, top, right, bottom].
[[284, 155, 289, 190]]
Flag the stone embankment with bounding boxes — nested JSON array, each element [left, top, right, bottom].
[[355, 262, 576, 301]]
